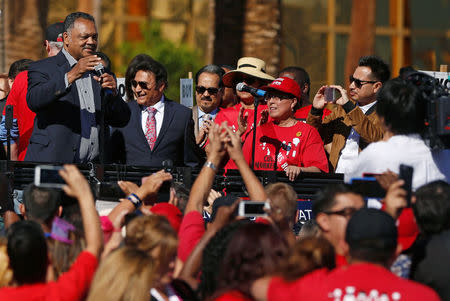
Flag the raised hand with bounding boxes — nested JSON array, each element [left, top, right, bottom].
[[67, 55, 102, 84]]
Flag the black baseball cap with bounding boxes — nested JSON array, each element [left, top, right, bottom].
[[346, 208, 397, 251], [210, 195, 239, 222], [45, 22, 64, 42]]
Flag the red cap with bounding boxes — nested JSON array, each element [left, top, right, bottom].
[[261, 77, 301, 100], [397, 208, 419, 252], [150, 203, 183, 233]]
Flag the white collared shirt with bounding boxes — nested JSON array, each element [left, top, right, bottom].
[[141, 95, 165, 137], [335, 101, 377, 174], [198, 107, 219, 128], [345, 134, 448, 191]]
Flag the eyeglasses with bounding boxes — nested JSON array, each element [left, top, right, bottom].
[[323, 207, 359, 218], [195, 86, 220, 95], [131, 80, 153, 90], [265, 93, 294, 102], [349, 75, 378, 88]]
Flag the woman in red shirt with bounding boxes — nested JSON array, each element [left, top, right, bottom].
[[242, 77, 329, 180]]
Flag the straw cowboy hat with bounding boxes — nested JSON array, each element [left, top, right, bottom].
[[222, 57, 275, 87]]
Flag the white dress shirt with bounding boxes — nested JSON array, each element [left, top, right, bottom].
[[335, 101, 377, 174], [345, 134, 448, 191], [141, 95, 165, 137], [198, 107, 219, 128]]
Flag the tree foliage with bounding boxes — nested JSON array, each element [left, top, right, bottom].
[[119, 21, 203, 101]]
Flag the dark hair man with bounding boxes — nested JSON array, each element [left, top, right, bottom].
[[345, 78, 447, 190], [24, 12, 130, 163], [411, 181, 450, 300], [111, 54, 199, 167], [252, 208, 440, 301], [19, 185, 62, 233], [278, 66, 310, 108], [307, 55, 390, 173], [192, 64, 225, 147], [312, 184, 365, 266], [0, 22, 64, 161]]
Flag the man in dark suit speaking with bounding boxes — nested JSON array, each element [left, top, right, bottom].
[[111, 54, 199, 168], [25, 12, 130, 163]]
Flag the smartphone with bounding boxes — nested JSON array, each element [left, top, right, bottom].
[[399, 164, 413, 207], [349, 177, 385, 199], [95, 182, 126, 201], [324, 87, 340, 102], [34, 165, 65, 188], [238, 201, 270, 217]]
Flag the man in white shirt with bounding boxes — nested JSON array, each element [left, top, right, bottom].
[[345, 78, 448, 190], [307, 56, 390, 173]]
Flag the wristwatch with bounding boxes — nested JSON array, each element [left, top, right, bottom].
[[204, 161, 218, 172]]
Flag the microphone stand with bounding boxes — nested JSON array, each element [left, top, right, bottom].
[[251, 96, 262, 170]]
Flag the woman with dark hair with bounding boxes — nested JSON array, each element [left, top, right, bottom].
[[242, 77, 329, 181], [212, 223, 288, 301]]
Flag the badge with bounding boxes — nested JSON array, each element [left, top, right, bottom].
[[296, 131, 302, 137]]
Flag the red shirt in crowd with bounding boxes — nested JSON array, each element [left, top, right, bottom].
[[242, 121, 329, 173], [294, 104, 331, 121], [214, 103, 268, 170], [177, 211, 205, 262], [213, 290, 253, 301], [2, 71, 36, 161], [0, 251, 98, 301], [268, 263, 440, 301]]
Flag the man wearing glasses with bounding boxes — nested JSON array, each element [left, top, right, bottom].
[[192, 65, 225, 148], [312, 184, 365, 267], [307, 56, 390, 173], [110, 54, 199, 167]]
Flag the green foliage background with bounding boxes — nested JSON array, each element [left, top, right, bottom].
[[119, 21, 204, 102]]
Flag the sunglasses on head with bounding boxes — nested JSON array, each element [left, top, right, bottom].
[[349, 75, 378, 88], [195, 86, 219, 95], [131, 80, 152, 90]]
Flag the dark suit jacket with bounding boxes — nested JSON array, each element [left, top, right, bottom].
[[111, 98, 200, 168], [25, 51, 130, 163]]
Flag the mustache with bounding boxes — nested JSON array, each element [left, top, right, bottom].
[[201, 96, 212, 101]]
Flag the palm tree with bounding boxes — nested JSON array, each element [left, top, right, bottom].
[[1, 0, 49, 72]]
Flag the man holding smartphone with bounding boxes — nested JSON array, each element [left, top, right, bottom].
[[307, 56, 390, 173]]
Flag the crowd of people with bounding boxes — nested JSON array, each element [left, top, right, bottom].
[[0, 11, 449, 301]]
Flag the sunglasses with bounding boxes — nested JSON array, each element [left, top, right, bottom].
[[131, 80, 152, 90], [323, 207, 359, 219], [265, 92, 293, 101], [349, 75, 378, 88], [195, 86, 219, 95]]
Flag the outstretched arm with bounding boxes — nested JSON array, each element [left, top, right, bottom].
[[184, 124, 226, 214], [59, 165, 103, 257], [224, 124, 267, 201]]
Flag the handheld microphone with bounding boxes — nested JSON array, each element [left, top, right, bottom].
[[94, 63, 114, 96], [94, 63, 105, 77], [236, 82, 266, 97]]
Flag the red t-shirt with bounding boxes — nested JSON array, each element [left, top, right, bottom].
[[0, 251, 98, 301], [2, 71, 36, 161], [213, 290, 253, 301], [242, 121, 329, 172], [268, 263, 440, 301], [214, 103, 268, 169], [294, 104, 331, 121], [177, 211, 205, 262]]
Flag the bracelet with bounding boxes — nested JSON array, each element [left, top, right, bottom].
[[127, 193, 142, 209], [204, 161, 218, 172]]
